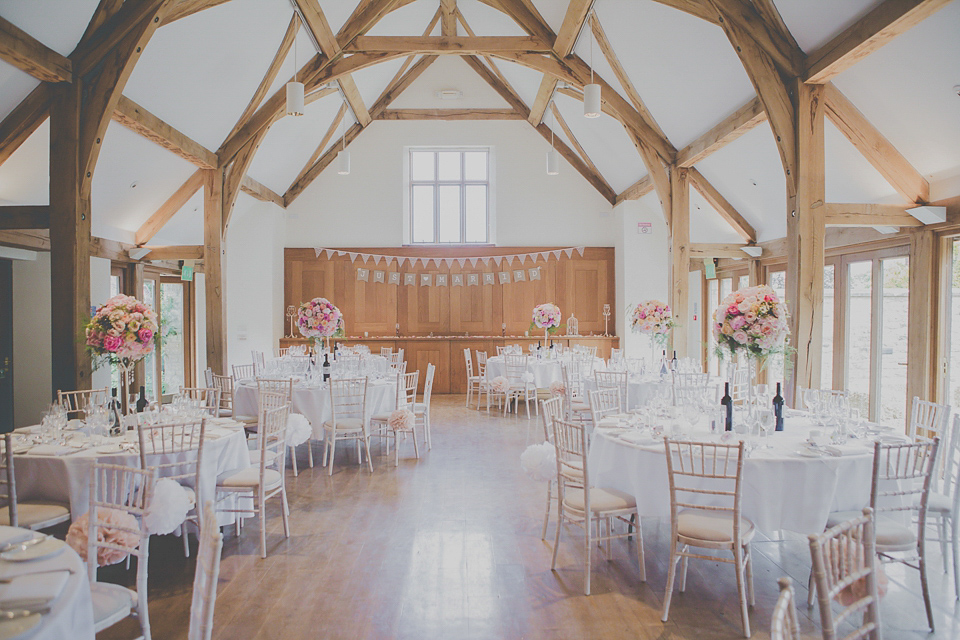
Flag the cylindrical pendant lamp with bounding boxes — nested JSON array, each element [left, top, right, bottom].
[[286, 81, 304, 116], [583, 83, 601, 118], [546, 148, 560, 175], [337, 149, 351, 175]]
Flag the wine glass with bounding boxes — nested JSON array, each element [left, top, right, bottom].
[[754, 384, 770, 407], [681, 402, 699, 431], [758, 408, 774, 447]]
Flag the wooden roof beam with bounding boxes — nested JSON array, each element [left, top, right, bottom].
[[615, 175, 654, 205], [805, 0, 951, 84], [343, 35, 552, 54], [550, 103, 602, 179], [284, 102, 347, 200], [135, 169, 204, 245], [823, 83, 929, 204], [528, 0, 591, 126], [676, 96, 765, 167], [240, 175, 284, 207], [378, 109, 523, 120], [113, 95, 217, 169], [0, 15, 72, 83], [0, 206, 50, 230], [689, 242, 756, 258], [0, 83, 50, 167], [140, 245, 205, 261], [336, 0, 412, 48], [476, 0, 555, 42], [688, 167, 756, 242], [823, 203, 923, 227], [161, 0, 234, 26]]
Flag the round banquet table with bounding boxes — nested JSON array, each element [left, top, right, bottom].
[[484, 355, 605, 388], [0, 526, 95, 640], [12, 419, 250, 522], [233, 377, 398, 440], [587, 413, 902, 534], [583, 375, 672, 410]]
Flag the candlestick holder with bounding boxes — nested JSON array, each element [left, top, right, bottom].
[[602, 304, 611, 336], [285, 305, 296, 338]]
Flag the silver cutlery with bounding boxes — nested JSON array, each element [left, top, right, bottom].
[[0, 568, 73, 583], [0, 535, 48, 553], [0, 607, 50, 619]]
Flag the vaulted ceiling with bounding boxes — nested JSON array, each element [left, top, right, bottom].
[[0, 0, 957, 246]]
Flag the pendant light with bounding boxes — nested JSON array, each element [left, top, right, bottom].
[[546, 104, 559, 175], [285, 15, 304, 116], [583, 13, 601, 118], [337, 104, 350, 175]]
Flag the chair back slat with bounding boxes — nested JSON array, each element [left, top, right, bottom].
[[57, 388, 109, 419], [329, 378, 368, 422], [463, 349, 475, 379], [232, 364, 255, 381], [136, 419, 206, 504], [260, 405, 289, 475], [87, 463, 155, 583], [504, 355, 528, 384], [257, 378, 294, 403], [400, 371, 419, 407], [188, 502, 223, 640], [808, 508, 882, 640], [475, 351, 488, 377], [870, 439, 939, 519], [540, 396, 565, 442], [552, 419, 588, 489], [770, 577, 800, 640], [0, 435, 17, 527], [942, 416, 960, 512], [422, 364, 435, 406], [594, 370, 627, 411], [664, 440, 744, 520], [210, 374, 234, 411], [380, 347, 393, 357], [588, 388, 620, 425]]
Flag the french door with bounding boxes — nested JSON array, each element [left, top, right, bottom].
[[142, 274, 194, 402]]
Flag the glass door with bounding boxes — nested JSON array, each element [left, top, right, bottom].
[[878, 257, 909, 426], [844, 260, 874, 418], [143, 274, 193, 402], [943, 238, 960, 409]]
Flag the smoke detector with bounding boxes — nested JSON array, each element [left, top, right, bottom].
[[436, 89, 462, 100]]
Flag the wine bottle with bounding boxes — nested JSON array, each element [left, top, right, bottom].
[[109, 387, 122, 435], [659, 350, 668, 376], [322, 353, 331, 382], [136, 386, 148, 413], [773, 382, 784, 431], [671, 350, 678, 371], [721, 382, 733, 431]]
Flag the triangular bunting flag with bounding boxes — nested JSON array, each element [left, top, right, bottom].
[[493, 256, 503, 266], [336, 250, 345, 256], [348, 253, 359, 263], [469, 257, 479, 267], [552, 250, 562, 260], [480, 257, 490, 266], [314, 247, 322, 258], [444, 258, 454, 268], [539, 252, 549, 262], [576, 246, 585, 256], [564, 248, 574, 258], [457, 258, 466, 267], [361, 254, 370, 263], [326, 249, 336, 259], [373, 255, 381, 265]]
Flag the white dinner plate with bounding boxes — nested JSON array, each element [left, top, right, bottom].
[[598, 427, 627, 436], [795, 447, 824, 458], [95, 444, 125, 454], [0, 612, 42, 640], [0, 537, 65, 563]]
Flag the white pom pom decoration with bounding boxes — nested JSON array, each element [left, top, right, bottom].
[[285, 413, 312, 446], [389, 408, 414, 431], [490, 376, 509, 393], [549, 380, 566, 396], [144, 478, 190, 535], [522, 372, 535, 384], [520, 442, 557, 482]]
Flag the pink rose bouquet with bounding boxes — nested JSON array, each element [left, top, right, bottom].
[[85, 294, 159, 368], [531, 303, 562, 331], [629, 300, 676, 347], [297, 297, 344, 338], [712, 285, 790, 360]]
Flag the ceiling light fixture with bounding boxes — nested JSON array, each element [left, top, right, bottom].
[[436, 89, 463, 100], [285, 14, 304, 117], [583, 13, 601, 118], [546, 103, 559, 175], [337, 101, 351, 175]]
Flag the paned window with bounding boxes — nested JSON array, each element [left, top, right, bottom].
[[409, 148, 489, 244]]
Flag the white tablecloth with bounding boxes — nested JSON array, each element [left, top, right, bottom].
[[584, 375, 671, 410], [485, 356, 604, 388], [0, 526, 95, 640], [12, 425, 249, 520], [588, 415, 889, 534], [233, 378, 397, 439]]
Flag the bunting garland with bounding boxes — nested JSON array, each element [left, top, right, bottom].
[[314, 246, 586, 265]]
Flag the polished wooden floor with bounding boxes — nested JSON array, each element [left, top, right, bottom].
[[99, 395, 960, 639]]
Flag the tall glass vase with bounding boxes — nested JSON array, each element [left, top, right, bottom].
[[117, 360, 134, 415]]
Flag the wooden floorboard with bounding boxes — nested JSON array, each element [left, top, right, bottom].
[[97, 395, 960, 639]]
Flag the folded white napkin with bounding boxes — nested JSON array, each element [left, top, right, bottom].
[[0, 571, 70, 604], [619, 432, 656, 446], [205, 428, 236, 440], [25, 444, 76, 456], [597, 417, 622, 428]]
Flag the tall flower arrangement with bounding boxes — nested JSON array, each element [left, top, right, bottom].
[[712, 284, 790, 361], [297, 297, 344, 350], [531, 303, 562, 342], [629, 300, 675, 348], [85, 294, 158, 369]]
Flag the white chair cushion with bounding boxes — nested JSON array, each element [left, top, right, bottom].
[[90, 582, 135, 631], [874, 518, 916, 548], [234, 415, 258, 424], [563, 487, 635, 513], [218, 468, 282, 491], [927, 492, 952, 513], [323, 418, 364, 431], [0, 502, 70, 528], [571, 402, 590, 412], [370, 413, 391, 423], [413, 402, 428, 413], [218, 408, 234, 418], [677, 509, 755, 544]]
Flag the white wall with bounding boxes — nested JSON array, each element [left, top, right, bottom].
[[284, 120, 616, 248], [614, 195, 670, 359], [225, 196, 285, 367], [12, 253, 51, 427], [194, 271, 206, 382]]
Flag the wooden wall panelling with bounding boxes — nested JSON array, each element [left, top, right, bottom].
[[448, 339, 501, 394], [339, 258, 398, 335], [397, 265, 450, 335], [558, 254, 613, 334], [398, 340, 451, 393], [501, 258, 557, 335], [449, 262, 503, 334]]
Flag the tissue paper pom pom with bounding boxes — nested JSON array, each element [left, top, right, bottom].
[[490, 376, 509, 393], [144, 478, 190, 535], [549, 380, 566, 396], [285, 413, 312, 446], [67, 508, 140, 566], [522, 372, 535, 384], [389, 408, 414, 431], [520, 442, 556, 482]]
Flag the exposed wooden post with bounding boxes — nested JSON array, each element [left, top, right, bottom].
[[127, 261, 145, 393], [784, 81, 826, 405], [48, 81, 91, 395], [204, 168, 227, 375], [748, 259, 761, 287], [907, 228, 936, 404], [670, 165, 690, 358]]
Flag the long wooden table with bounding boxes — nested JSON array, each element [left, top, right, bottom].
[[278, 335, 619, 394]]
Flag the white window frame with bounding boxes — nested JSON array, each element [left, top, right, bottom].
[[403, 147, 494, 245]]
